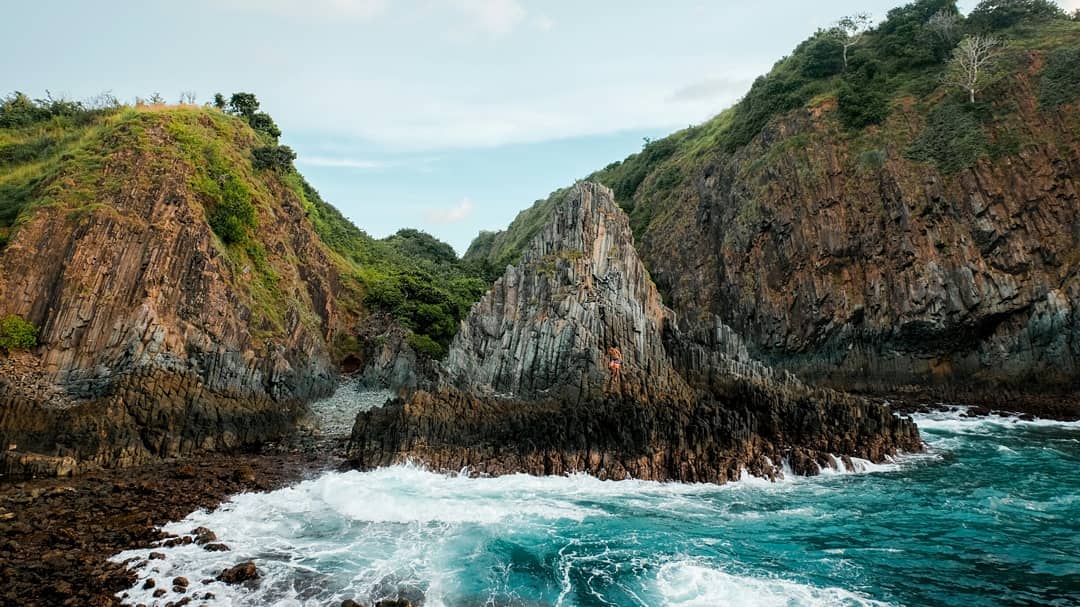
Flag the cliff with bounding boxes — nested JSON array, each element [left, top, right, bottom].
[[465, 12, 1080, 415], [349, 183, 920, 482], [0, 104, 455, 477]]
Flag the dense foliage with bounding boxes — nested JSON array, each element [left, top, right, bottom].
[[0, 315, 38, 351], [468, 0, 1079, 268], [291, 177, 490, 358]]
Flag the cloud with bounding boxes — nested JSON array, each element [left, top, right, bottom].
[[1058, 0, 1079, 11], [668, 77, 749, 103], [447, 0, 527, 36], [425, 198, 475, 224], [221, 0, 387, 21], [532, 14, 555, 31], [296, 156, 387, 169]]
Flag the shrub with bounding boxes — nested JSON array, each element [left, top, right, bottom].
[[968, 0, 1065, 31], [252, 145, 296, 173], [407, 333, 446, 359], [837, 78, 890, 129], [1038, 47, 1080, 109], [906, 101, 988, 173], [208, 175, 256, 243], [248, 112, 281, 139], [0, 315, 38, 351]]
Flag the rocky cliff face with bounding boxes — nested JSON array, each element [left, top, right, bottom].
[[635, 73, 1079, 415], [349, 183, 920, 482], [0, 110, 387, 476]]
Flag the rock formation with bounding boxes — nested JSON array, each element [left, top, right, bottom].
[[349, 183, 920, 482], [0, 111, 402, 477]]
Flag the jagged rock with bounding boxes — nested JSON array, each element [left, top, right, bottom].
[[349, 183, 920, 481], [216, 561, 259, 584]]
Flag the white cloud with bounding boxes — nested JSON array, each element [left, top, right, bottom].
[[425, 198, 475, 224], [296, 156, 387, 169], [222, 0, 387, 21], [1058, 0, 1079, 11], [668, 77, 750, 103], [447, 0, 527, 36], [532, 14, 555, 31]]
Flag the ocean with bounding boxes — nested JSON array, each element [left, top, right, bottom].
[[112, 405, 1080, 606]]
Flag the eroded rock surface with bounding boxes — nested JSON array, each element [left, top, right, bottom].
[[349, 183, 919, 482]]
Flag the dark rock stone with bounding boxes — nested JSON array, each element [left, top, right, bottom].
[[191, 527, 216, 545], [148, 552, 166, 560], [341, 600, 365, 607], [203, 543, 230, 552], [350, 183, 920, 483], [173, 576, 189, 588], [216, 561, 259, 584], [153, 588, 166, 597], [143, 578, 155, 589]]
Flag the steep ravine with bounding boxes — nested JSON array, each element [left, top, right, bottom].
[[348, 183, 920, 482]]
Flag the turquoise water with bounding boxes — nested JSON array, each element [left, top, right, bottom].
[[114, 409, 1080, 606]]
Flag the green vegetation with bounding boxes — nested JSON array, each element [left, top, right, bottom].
[[1039, 47, 1080, 109], [0, 90, 491, 358], [0, 315, 38, 351], [466, 0, 1079, 267], [906, 101, 988, 173], [289, 178, 490, 358]]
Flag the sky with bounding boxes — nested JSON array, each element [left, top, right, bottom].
[[4, 0, 1077, 253]]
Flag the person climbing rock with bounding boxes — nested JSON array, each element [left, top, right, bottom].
[[607, 345, 622, 382]]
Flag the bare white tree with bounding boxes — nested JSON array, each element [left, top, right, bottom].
[[927, 9, 961, 46], [836, 12, 873, 70], [943, 35, 1004, 103], [178, 91, 197, 105]]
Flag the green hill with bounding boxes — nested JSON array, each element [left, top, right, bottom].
[[0, 94, 487, 358], [464, 0, 1080, 410]]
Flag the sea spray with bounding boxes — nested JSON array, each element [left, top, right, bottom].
[[113, 412, 1080, 607]]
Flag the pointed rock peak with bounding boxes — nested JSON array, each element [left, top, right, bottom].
[[445, 181, 691, 403]]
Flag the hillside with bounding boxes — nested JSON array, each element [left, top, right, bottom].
[[0, 94, 482, 475], [465, 1, 1080, 412]]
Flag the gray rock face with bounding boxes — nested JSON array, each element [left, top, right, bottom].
[[445, 182, 691, 404], [349, 183, 920, 482]]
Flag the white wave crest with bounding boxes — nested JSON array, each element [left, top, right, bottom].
[[653, 561, 895, 607]]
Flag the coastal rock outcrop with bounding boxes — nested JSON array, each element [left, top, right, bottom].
[[0, 112, 389, 477], [349, 183, 919, 481]]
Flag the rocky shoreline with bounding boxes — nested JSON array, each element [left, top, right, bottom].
[[0, 452, 330, 607]]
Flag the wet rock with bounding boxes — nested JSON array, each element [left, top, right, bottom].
[[191, 527, 216, 545], [173, 576, 189, 588], [143, 578, 155, 589], [153, 588, 166, 598], [350, 183, 920, 483], [216, 561, 259, 584], [204, 542, 230, 552], [148, 552, 166, 560], [341, 600, 365, 607], [232, 465, 256, 484]]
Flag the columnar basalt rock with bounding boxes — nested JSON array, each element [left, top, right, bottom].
[[349, 183, 920, 481], [0, 120, 356, 476]]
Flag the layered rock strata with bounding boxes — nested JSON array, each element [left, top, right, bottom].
[[349, 183, 920, 481], [0, 118, 361, 476]]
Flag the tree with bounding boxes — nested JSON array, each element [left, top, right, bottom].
[[228, 92, 259, 118], [251, 144, 296, 173], [943, 35, 1003, 103], [178, 91, 197, 105], [212, 93, 227, 110], [149, 92, 165, 105], [927, 8, 961, 45], [968, 0, 1065, 31], [0, 315, 38, 351], [835, 13, 873, 70], [248, 111, 281, 139]]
